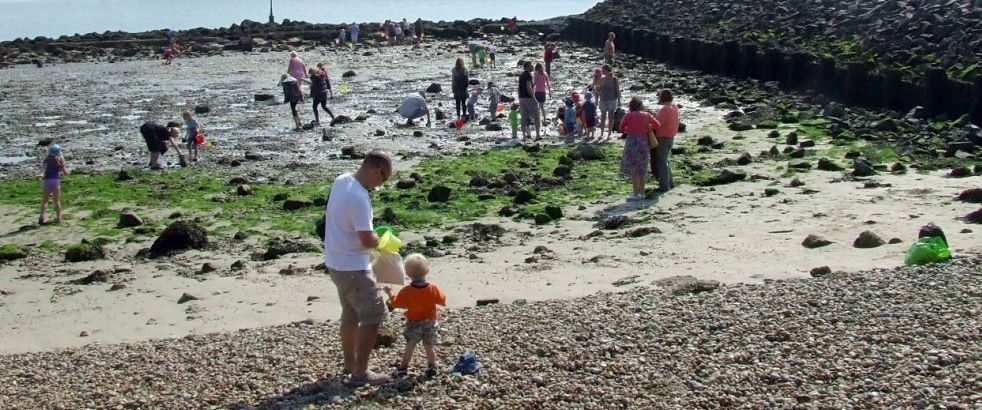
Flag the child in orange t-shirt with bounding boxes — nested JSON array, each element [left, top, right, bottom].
[[383, 253, 447, 378]]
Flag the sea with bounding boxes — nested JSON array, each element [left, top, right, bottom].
[[0, 0, 600, 41]]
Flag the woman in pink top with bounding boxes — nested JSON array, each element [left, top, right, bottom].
[[650, 89, 679, 192], [619, 96, 661, 201], [533, 63, 551, 126], [287, 52, 308, 88]]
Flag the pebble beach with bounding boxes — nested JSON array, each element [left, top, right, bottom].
[[1, 256, 979, 408]]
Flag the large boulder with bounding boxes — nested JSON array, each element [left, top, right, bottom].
[[149, 221, 208, 257]]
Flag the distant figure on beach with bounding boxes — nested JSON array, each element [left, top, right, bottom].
[[596, 64, 621, 139], [518, 61, 540, 139], [509, 102, 520, 138], [309, 67, 336, 126], [650, 89, 679, 193], [583, 92, 597, 139], [604, 32, 616, 64], [398, 92, 431, 127], [38, 144, 69, 225], [164, 29, 177, 44], [451, 58, 469, 119], [619, 96, 660, 202], [140, 121, 185, 170], [544, 43, 556, 77], [336, 27, 347, 45], [182, 110, 202, 163], [287, 52, 308, 85], [323, 150, 393, 386], [487, 41, 496, 68], [415, 19, 424, 41], [466, 88, 481, 120], [533, 62, 551, 124], [486, 81, 501, 120], [349, 23, 360, 43], [507, 17, 518, 33], [467, 42, 481, 68], [383, 253, 447, 378], [280, 74, 304, 130]]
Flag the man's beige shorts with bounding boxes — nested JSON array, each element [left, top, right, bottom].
[[328, 269, 389, 326]]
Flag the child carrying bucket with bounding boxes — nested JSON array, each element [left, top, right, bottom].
[[384, 253, 447, 378]]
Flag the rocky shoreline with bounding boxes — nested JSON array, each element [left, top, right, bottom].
[[0, 256, 978, 408], [0, 17, 562, 68]]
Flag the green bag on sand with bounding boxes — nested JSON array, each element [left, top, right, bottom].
[[904, 236, 951, 266]]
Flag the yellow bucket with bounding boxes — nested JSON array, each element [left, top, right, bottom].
[[378, 231, 402, 253]]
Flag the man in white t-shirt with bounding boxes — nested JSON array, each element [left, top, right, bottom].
[[324, 150, 393, 386]]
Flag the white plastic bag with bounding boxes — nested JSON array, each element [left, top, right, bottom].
[[372, 250, 405, 285]]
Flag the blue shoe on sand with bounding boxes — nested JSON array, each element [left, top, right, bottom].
[[451, 351, 483, 375]]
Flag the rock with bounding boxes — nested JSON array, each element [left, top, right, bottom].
[[469, 175, 488, 187], [193, 105, 210, 114], [428, 185, 452, 203], [853, 231, 885, 248], [764, 188, 780, 197], [374, 327, 397, 348], [272, 193, 289, 201], [37, 137, 55, 147], [729, 121, 752, 131], [476, 298, 499, 306], [696, 136, 715, 146], [396, 179, 417, 189], [425, 83, 442, 93], [79, 331, 89, 337], [964, 208, 982, 224], [568, 145, 604, 161], [330, 115, 353, 126], [816, 158, 844, 171], [788, 149, 806, 159], [552, 165, 571, 177], [341, 70, 356, 78], [787, 178, 805, 187], [244, 151, 264, 161], [69, 270, 109, 285], [956, 188, 982, 203], [802, 234, 832, 249], [906, 106, 928, 119], [594, 215, 634, 230], [799, 139, 816, 148], [149, 221, 208, 257], [65, 239, 107, 262], [872, 118, 898, 131], [116, 167, 135, 181], [948, 167, 972, 178], [375, 129, 385, 136], [236, 184, 253, 196], [626, 226, 660, 237], [533, 245, 551, 254], [230, 260, 247, 271], [785, 133, 799, 145], [434, 108, 446, 120], [0, 244, 26, 262], [888, 238, 903, 244], [262, 238, 319, 260], [891, 163, 907, 173], [498, 206, 517, 217], [109, 283, 126, 291], [809, 266, 831, 278], [533, 214, 553, 225], [702, 169, 746, 186], [735, 152, 752, 165], [513, 189, 535, 204], [413, 130, 424, 137], [114, 211, 143, 229], [177, 293, 199, 304], [283, 198, 314, 211], [655, 276, 720, 296], [544, 205, 563, 220], [852, 159, 877, 177], [254, 93, 275, 102], [199, 263, 217, 274], [485, 123, 502, 131]]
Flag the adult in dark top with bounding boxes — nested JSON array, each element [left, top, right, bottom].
[[309, 67, 336, 126], [139, 121, 185, 170], [451, 58, 469, 119], [280, 73, 305, 130], [517, 61, 539, 139]]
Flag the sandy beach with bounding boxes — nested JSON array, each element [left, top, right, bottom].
[[1, 35, 980, 355]]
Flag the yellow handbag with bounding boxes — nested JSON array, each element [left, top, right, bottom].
[[647, 124, 659, 149]]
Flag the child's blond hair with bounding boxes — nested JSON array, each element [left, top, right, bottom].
[[181, 110, 193, 120], [404, 253, 429, 280]]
